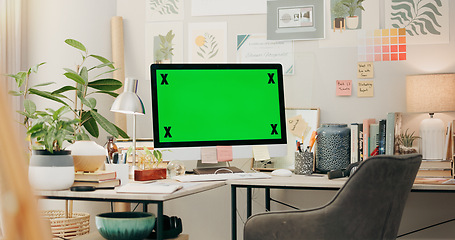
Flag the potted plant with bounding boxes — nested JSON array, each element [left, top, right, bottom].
[[332, 0, 347, 32], [342, 0, 365, 29], [134, 147, 167, 181], [155, 30, 175, 64], [26, 106, 79, 190], [396, 129, 420, 154]]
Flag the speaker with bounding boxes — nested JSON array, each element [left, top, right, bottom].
[[148, 215, 183, 239]]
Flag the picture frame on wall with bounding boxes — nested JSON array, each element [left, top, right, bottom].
[[267, 0, 325, 40]]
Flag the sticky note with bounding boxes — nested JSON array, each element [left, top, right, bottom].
[[252, 145, 270, 161], [336, 80, 352, 96], [217, 146, 233, 162], [357, 81, 374, 97], [201, 147, 217, 163], [287, 115, 307, 137], [357, 62, 374, 79]]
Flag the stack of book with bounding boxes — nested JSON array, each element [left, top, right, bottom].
[[73, 171, 120, 188], [417, 160, 453, 178]]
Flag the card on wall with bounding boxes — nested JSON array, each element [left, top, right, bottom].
[[146, 0, 185, 22], [336, 80, 352, 96], [357, 62, 374, 79]]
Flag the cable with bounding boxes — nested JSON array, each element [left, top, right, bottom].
[[397, 218, 455, 238]]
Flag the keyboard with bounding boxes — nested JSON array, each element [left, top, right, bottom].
[[173, 172, 271, 182]]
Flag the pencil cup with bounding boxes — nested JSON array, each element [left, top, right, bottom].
[[105, 164, 129, 185], [295, 151, 313, 175]]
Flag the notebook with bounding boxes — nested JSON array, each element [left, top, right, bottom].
[[193, 166, 244, 175]]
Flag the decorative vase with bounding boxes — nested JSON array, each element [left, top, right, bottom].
[[28, 150, 75, 190], [346, 16, 359, 29], [316, 124, 351, 173], [67, 141, 106, 172]]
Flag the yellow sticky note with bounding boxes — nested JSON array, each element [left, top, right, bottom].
[[357, 62, 374, 79], [201, 147, 217, 163], [357, 81, 374, 97], [252, 146, 270, 161]]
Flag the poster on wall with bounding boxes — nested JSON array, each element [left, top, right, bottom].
[[187, 22, 227, 63], [191, 0, 266, 16], [319, 0, 379, 48], [146, 0, 185, 22], [236, 34, 294, 75], [384, 0, 450, 45], [145, 22, 184, 74]]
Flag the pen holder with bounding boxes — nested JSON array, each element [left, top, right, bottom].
[[295, 151, 313, 175]]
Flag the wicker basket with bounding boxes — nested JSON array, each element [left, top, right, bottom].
[[41, 210, 90, 240]]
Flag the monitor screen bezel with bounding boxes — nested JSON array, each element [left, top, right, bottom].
[[150, 63, 287, 148]]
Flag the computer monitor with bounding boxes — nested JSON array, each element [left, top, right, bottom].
[[150, 63, 287, 160]]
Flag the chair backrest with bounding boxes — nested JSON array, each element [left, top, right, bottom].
[[321, 153, 422, 239]]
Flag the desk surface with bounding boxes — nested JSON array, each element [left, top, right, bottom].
[[36, 180, 225, 202], [228, 174, 455, 192]]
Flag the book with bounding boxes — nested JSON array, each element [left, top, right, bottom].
[[74, 171, 117, 181], [72, 178, 121, 188], [386, 112, 401, 155], [363, 118, 376, 160], [417, 169, 452, 178], [420, 160, 452, 169], [350, 123, 359, 163], [378, 119, 387, 155], [369, 123, 379, 157], [358, 123, 364, 161]]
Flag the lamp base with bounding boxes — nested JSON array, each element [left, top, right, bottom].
[[419, 116, 445, 160]]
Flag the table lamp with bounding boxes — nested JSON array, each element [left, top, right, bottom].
[[111, 78, 145, 176], [406, 73, 455, 159]]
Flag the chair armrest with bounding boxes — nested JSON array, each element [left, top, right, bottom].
[[244, 208, 327, 240]]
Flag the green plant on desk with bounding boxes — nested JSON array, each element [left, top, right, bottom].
[[127, 147, 167, 170], [396, 129, 420, 154]]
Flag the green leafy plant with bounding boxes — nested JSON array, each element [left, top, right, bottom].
[[397, 129, 420, 147], [332, 0, 348, 18], [27, 106, 79, 153], [128, 147, 167, 169], [8, 39, 128, 152], [342, 0, 365, 17]]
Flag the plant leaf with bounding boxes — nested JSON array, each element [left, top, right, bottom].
[[90, 110, 119, 137], [32, 82, 55, 88], [88, 79, 123, 91], [115, 125, 129, 139], [80, 66, 89, 83], [81, 111, 99, 138], [52, 86, 78, 94], [89, 91, 119, 98], [28, 88, 69, 107], [64, 72, 86, 85], [65, 39, 86, 52], [89, 54, 115, 69], [23, 99, 36, 115]]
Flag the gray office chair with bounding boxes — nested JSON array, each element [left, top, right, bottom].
[[244, 154, 422, 240]]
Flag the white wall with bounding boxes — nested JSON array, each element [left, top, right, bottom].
[[27, 0, 455, 239]]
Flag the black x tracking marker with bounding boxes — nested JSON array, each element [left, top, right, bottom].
[[161, 73, 169, 85], [267, 73, 275, 84], [271, 124, 278, 135], [164, 126, 172, 138]]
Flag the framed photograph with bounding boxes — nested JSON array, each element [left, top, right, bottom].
[[267, 0, 325, 40]]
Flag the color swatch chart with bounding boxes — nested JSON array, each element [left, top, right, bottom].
[[358, 28, 407, 62]]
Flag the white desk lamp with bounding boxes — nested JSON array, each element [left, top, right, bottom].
[[406, 73, 455, 159], [111, 78, 145, 177]]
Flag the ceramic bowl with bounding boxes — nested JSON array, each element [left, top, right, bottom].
[[95, 212, 155, 240]]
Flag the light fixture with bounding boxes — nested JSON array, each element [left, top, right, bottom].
[[111, 78, 145, 177], [406, 73, 455, 159]]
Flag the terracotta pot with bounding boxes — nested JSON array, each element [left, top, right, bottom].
[[134, 168, 167, 181]]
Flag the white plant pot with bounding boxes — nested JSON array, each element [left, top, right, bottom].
[[67, 141, 106, 172], [346, 16, 359, 29], [28, 150, 75, 190]]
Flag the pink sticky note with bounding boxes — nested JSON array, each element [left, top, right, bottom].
[[217, 146, 233, 162], [336, 80, 352, 96]]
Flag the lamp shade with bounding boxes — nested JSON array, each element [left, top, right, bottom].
[[406, 73, 455, 113], [111, 78, 145, 115]]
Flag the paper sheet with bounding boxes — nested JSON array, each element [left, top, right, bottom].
[[201, 147, 218, 163], [252, 146, 270, 161]]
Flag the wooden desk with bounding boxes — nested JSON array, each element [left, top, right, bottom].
[[36, 180, 225, 240], [228, 174, 455, 240]]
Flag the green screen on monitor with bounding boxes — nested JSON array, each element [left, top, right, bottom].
[[151, 63, 287, 148]]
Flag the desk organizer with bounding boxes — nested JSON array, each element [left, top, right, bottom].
[[41, 210, 90, 239]]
